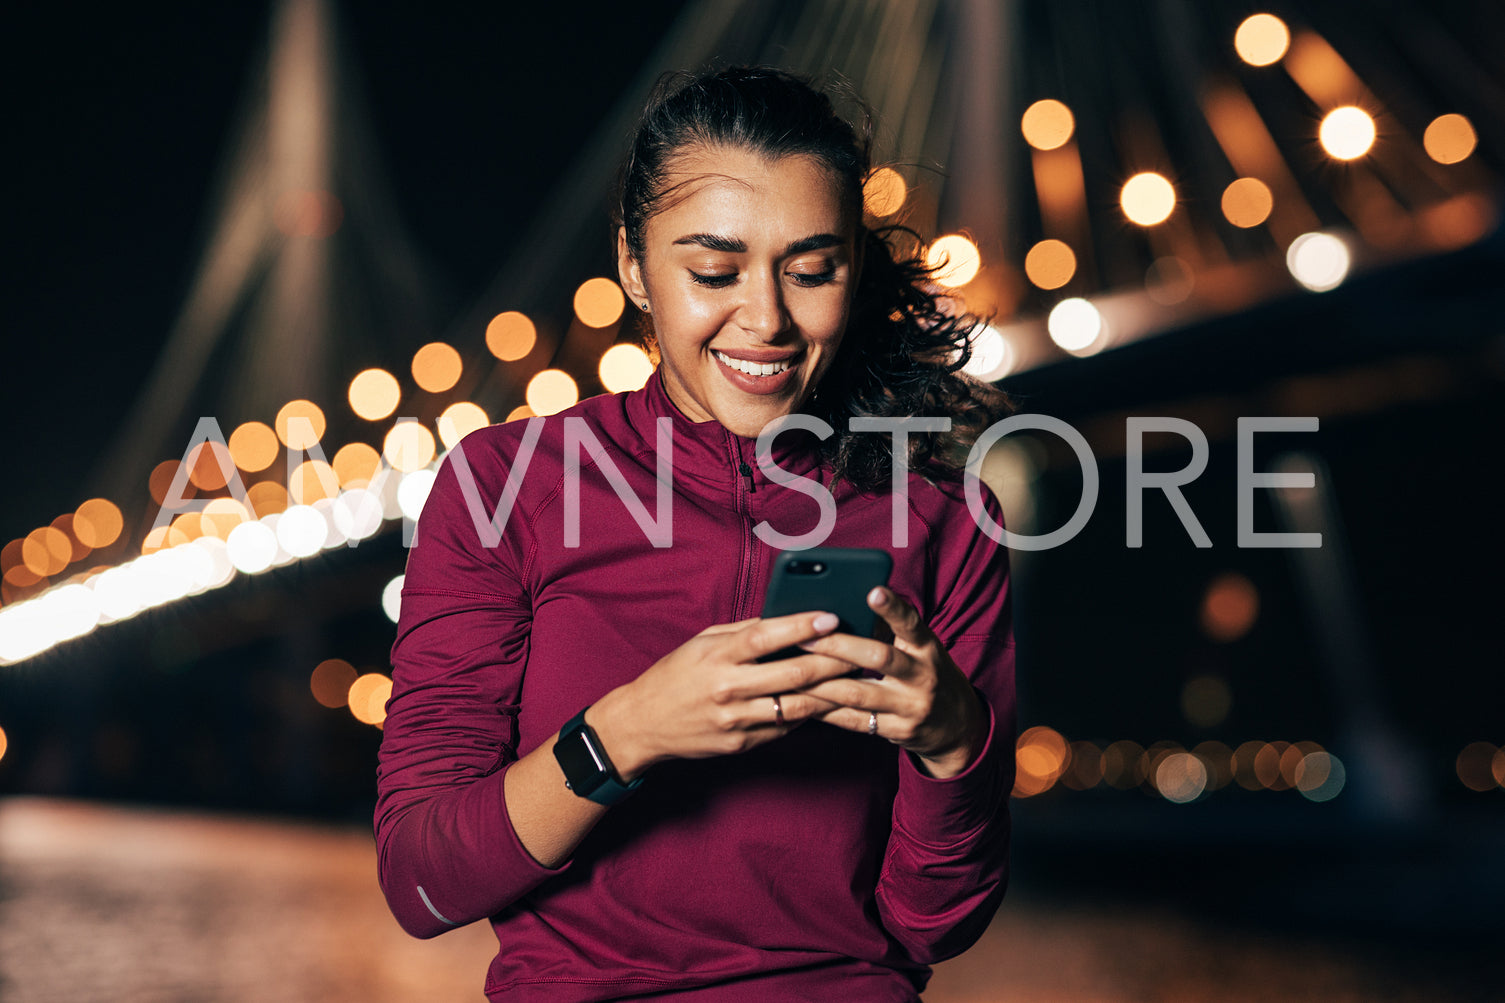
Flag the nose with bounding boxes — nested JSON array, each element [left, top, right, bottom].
[[736, 269, 789, 342]]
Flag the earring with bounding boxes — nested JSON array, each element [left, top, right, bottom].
[[641, 301, 650, 312]]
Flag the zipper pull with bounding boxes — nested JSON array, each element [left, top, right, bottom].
[[739, 460, 756, 492]]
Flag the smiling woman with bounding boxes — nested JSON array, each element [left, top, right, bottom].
[[376, 66, 1018, 1002]]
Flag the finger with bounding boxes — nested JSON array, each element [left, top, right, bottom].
[[736, 610, 840, 662], [868, 587, 930, 648], [815, 705, 906, 743], [699, 618, 761, 637], [723, 651, 863, 705], [797, 630, 913, 680]]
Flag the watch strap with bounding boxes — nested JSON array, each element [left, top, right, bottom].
[[553, 706, 642, 806]]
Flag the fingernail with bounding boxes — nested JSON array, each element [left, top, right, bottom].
[[813, 612, 839, 633], [869, 587, 888, 606]]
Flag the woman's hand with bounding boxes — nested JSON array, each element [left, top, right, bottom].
[[795, 587, 986, 779], [588, 610, 864, 781]]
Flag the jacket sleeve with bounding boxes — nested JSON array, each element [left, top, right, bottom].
[[875, 485, 1017, 964], [373, 435, 564, 938]]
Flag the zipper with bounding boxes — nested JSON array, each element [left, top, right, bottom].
[[728, 434, 758, 620]]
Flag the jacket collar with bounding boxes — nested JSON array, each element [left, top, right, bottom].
[[625, 367, 825, 486]]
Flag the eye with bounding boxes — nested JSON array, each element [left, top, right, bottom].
[[788, 268, 836, 288], [689, 271, 736, 288]]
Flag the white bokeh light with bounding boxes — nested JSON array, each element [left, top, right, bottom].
[[333, 488, 384, 541], [1047, 298, 1104, 353], [1286, 232, 1351, 292], [961, 325, 1015, 381], [398, 469, 438, 523], [227, 521, 279, 574], [382, 574, 405, 624], [277, 505, 330, 558]]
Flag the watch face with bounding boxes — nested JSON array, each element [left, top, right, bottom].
[[555, 725, 607, 795]]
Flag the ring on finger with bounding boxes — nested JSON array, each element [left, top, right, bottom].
[[867, 710, 878, 736], [772, 694, 785, 726]]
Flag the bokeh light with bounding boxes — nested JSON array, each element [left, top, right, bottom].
[[1221, 177, 1274, 228], [310, 658, 358, 709], [187, 440, 236, 491], [1201, 571, 1259, 641], [438, 402, 490, 450], [1145, 256, 1195, 305], [1457, 742, 1499, 792], [22, 527, 72, 577], [1234, 13, 1290, 66], [1120, 172, 1176, 225], [486, 311, 537, 361], [1021, 99, 1075, 151], [1102, 740, 1147, 789], [1013, 725, 1069, 797], [333, 442, 381, 489], [863, 167, 907, 217], [1319, 106, 1376, 160], [226, 520, 278, 574], [347, 672, 393, 726], [1423, 113, 1477, 165], [150, 460, 186, 507], [396, 469, 437, 523], [50, 515, 91, 564], [1286, 231, 1351, 291], [289, 459, 339, 505], [412, 342, 462, 394], [73, 498, 123, 549], [599, 344, 655, 393], [1061, 741, 1104, 790], [246, 481, 289, 518], [1296, 750, 1346, 801], [1155, 752, 1209, 803], [331, 489, 384, 542], [0, 725, 7, 763], [926, 234, 982, 288], [384, 421, 437, 473], [961, 325, 1014, 381], [526, 369, 580, 416], [1181, 675, 1232, 728], [506, 405, 537, 422], [276, 505, 329, 558], [229, 421, 280, 472], [1024, 239, 1076, 289], [275, 400, 326, 450], [1254, 741, 1292, 790], [381, 575, 405, 623], [574, 277, 626, 328], [1194, 741, 1234, 790], [199, 498, 250, 540], [348, 368, 401, 421], [1047, 297, 1102, 352]]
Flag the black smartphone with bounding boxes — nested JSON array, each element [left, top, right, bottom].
[[757, 547, 893, 663]]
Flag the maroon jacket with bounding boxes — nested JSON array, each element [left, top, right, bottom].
[[376, 371, 1017, 1001]]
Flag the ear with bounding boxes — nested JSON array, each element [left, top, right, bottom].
[[616, 228, 648, 307]]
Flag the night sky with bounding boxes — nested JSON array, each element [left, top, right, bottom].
[[7, 0, 688, 547]]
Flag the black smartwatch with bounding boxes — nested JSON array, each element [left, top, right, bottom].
[[552, 706, 642, 806]]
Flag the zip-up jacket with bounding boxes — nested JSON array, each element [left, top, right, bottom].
[[375, 369, 1017, 1001]]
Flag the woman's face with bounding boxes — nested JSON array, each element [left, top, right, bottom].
[[618, 145, 858, 439]]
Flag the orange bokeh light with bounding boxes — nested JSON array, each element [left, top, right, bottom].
[[289, 460, 340, 505], [199, 498, 251, 540], [1023, 239, 1076, 290], [574, 277, 627, 328], [348, 672, 393, 726], [384, 421, 437, 473], [247, 481, 289, 518], [412, 342, 463, 394], [486, 311, 538, 362], [150, 460, 186, 507], [1234, 13, 1290, 66], [229, 421, 280, 472], [73, 498, 124, 549], [925, 234, 982, 288], [311, 658, 359, 709], [349, 368, 401, 421], [1423, 114, 1477, 165], [438, 402, 490, 450], [1120, 172, 1176, 225], [50, 514, 91, 563], [141, 523, 191, 555], [1021, 99, 1075, 151], [22, 526, 72, 577], [276, 400, 326, 450], [1013, 725, 1070, 797], [863, 167, 907, 217], [1201, 571, 1259, 641], [187, 440, 236, 491], [1222, 177, 1274, 228], [333, 442, 381, 489]]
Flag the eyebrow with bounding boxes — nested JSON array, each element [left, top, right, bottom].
[[671, 233, 846, 256]]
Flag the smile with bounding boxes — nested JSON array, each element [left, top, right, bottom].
[[713, 351, 794, 377]]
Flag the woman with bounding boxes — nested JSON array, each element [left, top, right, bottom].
[[377, 66, 1016, 1001]]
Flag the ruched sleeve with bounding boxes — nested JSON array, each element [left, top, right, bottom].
[[373, 432, 564, 938], [875, 483, 1016, 964]]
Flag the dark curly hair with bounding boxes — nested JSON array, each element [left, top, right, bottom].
[[614, 65, 1012, 491]]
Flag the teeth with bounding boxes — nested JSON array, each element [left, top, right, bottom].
[[715, 351, 792, 377]]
